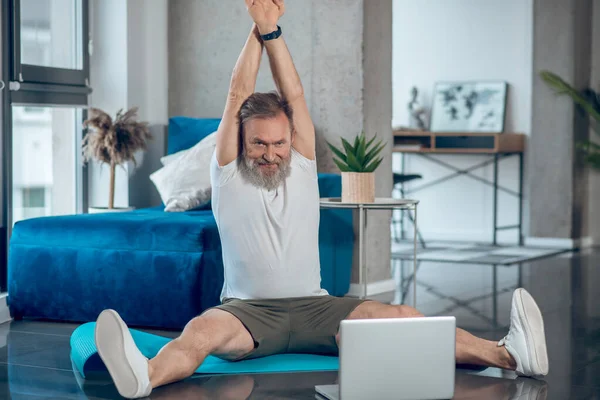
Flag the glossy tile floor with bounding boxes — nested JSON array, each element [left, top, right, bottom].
[[0, 248, 599, 399]]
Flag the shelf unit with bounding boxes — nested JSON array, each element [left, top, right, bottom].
[[392, 130, 525, 154]]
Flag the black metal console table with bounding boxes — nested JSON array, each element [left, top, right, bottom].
[[393, 131, 525, 246]]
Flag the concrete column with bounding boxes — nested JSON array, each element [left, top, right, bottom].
[[168, 0, 313, 118], [529, 0, 593, 240], [298, 0, 393, 286], [311, 0, 363, 173], [361, 0, 393, 284]]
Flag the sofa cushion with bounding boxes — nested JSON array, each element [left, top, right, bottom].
[[168, 117, 221, 155], [9, 207, 220, 254]]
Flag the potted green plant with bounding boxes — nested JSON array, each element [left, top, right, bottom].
[[82, 107, 152, 213], [540, 70, 600, 169], [327, 132, 386, 203]]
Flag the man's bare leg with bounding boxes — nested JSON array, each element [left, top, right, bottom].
[[344, 302, 516, 370], [455, 326, 516, 370], [95, 308, 254, 399], [148, 309, 255, 388]]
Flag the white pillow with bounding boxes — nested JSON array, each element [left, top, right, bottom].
[[160, 131, 217, 166], [160, 149, 187, 166], [150, 132, 218, 212]]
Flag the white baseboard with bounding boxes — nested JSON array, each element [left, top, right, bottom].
[[0, 293, 12, 325], [524, 236, 592, 249], [347, 279, 396, 297]]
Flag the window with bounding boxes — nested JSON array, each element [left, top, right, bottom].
[[13, 0, 88, 87], [19, 0, 84, 70], [18, 187, 48, 220], [21, 187, 45, 208], [11, 106, 83, 225]]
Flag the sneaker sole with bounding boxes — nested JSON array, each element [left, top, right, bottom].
[[515, 288, 549, 376], [95, 310, 142, 398]]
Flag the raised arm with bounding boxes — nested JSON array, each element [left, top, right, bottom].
[[253, 0, 316, 160], [215, 16, 264, 166]]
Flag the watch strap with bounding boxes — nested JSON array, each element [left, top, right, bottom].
[[260, 25, 282, 41]]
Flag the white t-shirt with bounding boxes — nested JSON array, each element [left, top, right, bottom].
[[210, 148, 328, 300]]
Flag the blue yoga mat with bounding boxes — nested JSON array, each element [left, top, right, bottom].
[[70, 322, 339, 378]]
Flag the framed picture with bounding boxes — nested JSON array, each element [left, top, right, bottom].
[[429, 81, 508, 133]]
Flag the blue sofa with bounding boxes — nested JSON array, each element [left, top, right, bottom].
[[7, 117, 354, 330]]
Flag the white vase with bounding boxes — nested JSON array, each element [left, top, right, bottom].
[[88, 206, 135, 214], [341, 172, 375, 203]]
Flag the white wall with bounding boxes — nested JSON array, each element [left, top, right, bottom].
[[88, 0, 129, 209], [392, 0, 533, 243], [126, 0, 168, 125], [88, 0, 168, 209], [126, 0, 168, 209]]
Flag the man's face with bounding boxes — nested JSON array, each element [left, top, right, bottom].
[[240, 112, 293, 190]]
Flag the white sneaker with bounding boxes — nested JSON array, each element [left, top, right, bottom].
[[498, 288, 549, 377], [95, 309, 152, 399]]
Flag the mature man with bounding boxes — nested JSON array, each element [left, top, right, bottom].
[[94, 1, 549, 398]]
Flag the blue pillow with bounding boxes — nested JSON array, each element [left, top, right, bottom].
[[168, 117, 222, 155]]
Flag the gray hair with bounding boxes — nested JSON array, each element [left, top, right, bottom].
[[238, 91, 294, 137]]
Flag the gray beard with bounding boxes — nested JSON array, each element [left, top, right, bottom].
[[239, 154, 292, 191]]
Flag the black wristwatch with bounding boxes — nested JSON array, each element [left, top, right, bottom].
[[260, 25, 282, 41]]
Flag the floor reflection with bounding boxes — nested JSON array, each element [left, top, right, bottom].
[[393, 247, 600, 399], [0, 248, 599, 399], [75, 366, 549, 400]]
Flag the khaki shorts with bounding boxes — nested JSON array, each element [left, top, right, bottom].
[[211, 295, 365, 360]]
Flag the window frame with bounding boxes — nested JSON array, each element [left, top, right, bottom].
[[11, 0, 90, 87], [1, 0, 9, 292]]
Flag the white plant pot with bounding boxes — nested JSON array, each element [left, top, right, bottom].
[[341, 172, 375, 203], [88, 206, 135, 214]]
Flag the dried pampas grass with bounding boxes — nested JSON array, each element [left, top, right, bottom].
[[82, 107, 152, 209], [82, 107, 152, 167]]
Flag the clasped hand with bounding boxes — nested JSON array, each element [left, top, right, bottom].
[[245, 0, 285, 35]]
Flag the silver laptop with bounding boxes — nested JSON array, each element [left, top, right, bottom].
[[315, 316, 456, 400]]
